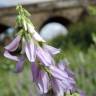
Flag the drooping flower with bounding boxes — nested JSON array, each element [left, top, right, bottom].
[[4, 35, 21, 52], [36, 46, 54, 66], [50, 77, 64, 96], [24, 38, 36, 62], [46, 60, 76, 96], [43, 44, 60, 55], [4, 5, 80, 96], [4, 35, 21, 61], [57, 60, 76, 91], [31, 62, 49, 94], [30, 59, 76, 95], [57, 59, 75, 78], [14, 55, 25, 73]]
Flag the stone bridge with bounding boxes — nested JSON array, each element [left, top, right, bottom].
[[0, 0, 93, 28]]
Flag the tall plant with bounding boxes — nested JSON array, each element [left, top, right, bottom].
[[4, 5, 81, 96]]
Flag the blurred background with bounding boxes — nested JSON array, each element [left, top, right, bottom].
[[0, 0, 96, 96]]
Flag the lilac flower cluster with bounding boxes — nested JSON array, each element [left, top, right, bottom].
[[4, 5, 77, 96]]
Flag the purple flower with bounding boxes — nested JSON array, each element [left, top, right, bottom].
[[5, 36, 21, 52], [4, 33, 76, 95], [57, 60, 76, 91], [4, 5, 79, 96], [46, 60, 76, 95], [58, 60, 75, 78], [4, 50, 19, 61], [36, 46, 54, 66], [78, 90, 86, 96], [4, 35, 36, 72], [15, 55, 25, 73], [31, 62, 49, 94], [24, 39, 36, 62], [4, 36, 21, 61], [49, 65, 68, 80], [50, 77, 64, 96], [43, 44, 60, 55], [4, 34, 54, 67]]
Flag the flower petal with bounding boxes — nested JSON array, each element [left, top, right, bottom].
[[44, 44, 60, 55], [51, 78, 64, 96], [4, 50, 19, 61], [58, 60, 74, 77], [33, 32, 46, 43], [31, 63, 49, 94], [14, 55, 25, 73], [49, 65, 68, 80], [57, 60, 66, 71], [37, 71, 49, 94], [31, 62, 39, 81], [4, 36, 21, 52], [36, 47, 53, 66], [25, 40, 36, 62]]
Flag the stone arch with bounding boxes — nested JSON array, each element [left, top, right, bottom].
[[39, 16, 72, 30]]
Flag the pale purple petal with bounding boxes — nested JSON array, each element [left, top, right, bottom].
[[56, 79, 67, 92], [41, 72, 49, 94], [61, 79, 75, 91], [78, 90, 86, 96], [49, 65, 68, 80], [37, 71, 49, 94], [31, 62, 49, 94], [5, 36, 21, 52], [58, 60, 66, 71], [14, 55, 25, 73], [36, 47, 53, 66], [33, 31, 46, 42], [57, 60, 76, 91], [58, 60, 74, 78], [51, 78, 64, 96], [43, 44, 60, 55], [4, 50, 19, 61], [25, 40, 36, 62], [31, 62, 39, 81], [80, 91, 86, 96], [51, 76, 75, 94]]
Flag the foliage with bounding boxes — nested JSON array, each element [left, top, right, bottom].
[[88, 6, 96, 16], [49, 17, 96, 50]]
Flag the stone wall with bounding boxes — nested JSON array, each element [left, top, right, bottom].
[[0, 0, 91, 30]]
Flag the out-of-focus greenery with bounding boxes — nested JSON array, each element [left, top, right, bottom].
[[88, 6, 96, 16], [49, 17, 96, 50]]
